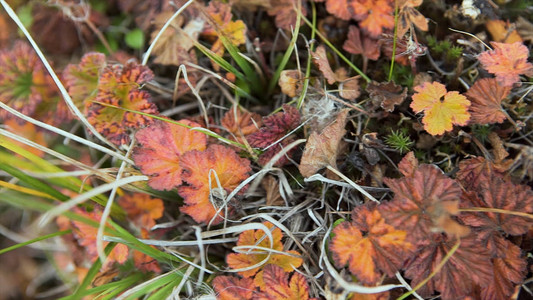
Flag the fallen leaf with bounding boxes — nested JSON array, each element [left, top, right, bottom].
[[397, 151, 418, 177], [411, 81, 471, 136], [478, 41, 533, 87], [485, 19, 522, 44], [221, 106, 262, 144], [133, 119, 207, 191], [299, 109, 349, 177], [403, 234, 493, 299], [366, 81, 407, 112], [311, 45, 338, 84], [213, 275, 256, 300], [396, 0, 428, 37], [456, 156, 510, 190], [253, 264, 313, 300], [118, 193, 164, 229], [178, 144, 251, 224], [465, 78, 511, 125], [279, 70, 304, 97], [339, 76, 361, 100], [330, 203, 413, 285], [267, 0, 306, 30], [202, 1, 247, 57], [343, 25, 380, 61], [226, 222, 303, 278], [351, 0, 395, 37]]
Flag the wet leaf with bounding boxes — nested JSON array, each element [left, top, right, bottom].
[[133, 119, 207, 191], [411, 81, 471, 135]]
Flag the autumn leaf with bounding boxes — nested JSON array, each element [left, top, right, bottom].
[[132, 229, 161, 273], [202, 1, 247, 57], [478, 41, 533, 87], [366, 81, 407, 112], [248, 105, 301, 166], [396, 0, 428, 37], [351, 0, 395, 37], [456, 156, 510, 190], [329, 203, 413, 285], [70, 209, 129, 269], [310, 45, 338, 85], [465, 78, 511, 125], [381, 162, 470, 241], [178, 144, 251, 224], [403, 234, 493, 299], [323, 0, 352, 20], [458, 176, 533, 255], [343, 25, 380, 73], [226, 222, 303, 278], [299, 109, 349, 177], [63, 52, 106, 113], [87, 62, 159, 146], [212, 275, 255, 300], [221, 106, 262, 144], [267, 0, 306, 30], [278, 70, 304, 98], [339, 74, 361, 101], [411, 81, 471, 135], [480, 237, 527, 300], [117, 193, 164, 229], [133, 119, 207, 191], [485, 19, 522, 44], [4, 119, 47, 157], [0, 41, 58, 120], [253, 264, 314, 300]]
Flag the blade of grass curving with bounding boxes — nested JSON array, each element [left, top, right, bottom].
[[145, 278, 180, 300], [301, 15, 371, 83], [0, 230, 70, 255], [267, 0, 303, 96], [0, 102, 132, 164], [116, 271, 183, 300], [193, 42, 248, 83], [0, 163, 68, 201], [0, 0, 119, 150], [76, 273, 144, 299], [0, 179, 57, 200]]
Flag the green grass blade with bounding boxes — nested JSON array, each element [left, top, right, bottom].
[[0, 230, 70, 255]]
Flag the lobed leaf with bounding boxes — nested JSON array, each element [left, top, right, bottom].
[[478, 42, 533, 87]]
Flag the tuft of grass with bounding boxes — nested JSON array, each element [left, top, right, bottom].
[[385, 129, 414, 154]]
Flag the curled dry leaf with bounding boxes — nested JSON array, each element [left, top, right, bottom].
[[396, 0, 428, 37], [178, 144, 251, 224], [299, 109, 349, 177], [279, 70, 304, 97], [366, 81, 407, 112], [311, 45, 338, 85], [133, 119, 207, 191], [465, 78, 511, 125], [411, 81, 471, 136], [478, 41, 533, 87]]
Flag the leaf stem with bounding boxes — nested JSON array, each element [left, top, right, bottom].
[[459, 207, 533, 219]]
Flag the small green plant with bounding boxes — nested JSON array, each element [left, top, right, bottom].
[[385, 129, 414, 154]]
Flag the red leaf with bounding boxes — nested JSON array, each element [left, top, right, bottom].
[[248, 105, 301, 166], [253, 264, 313, 300], [465, 78, 511, 125], [266, 0, 306, 31], [456, 156, 509, 190], [133, 119, 207, 191], [310, 45, 338, 85], [381, 164, 470, 242], [213, 275, 255, 300], [404, 234, 493, 299], [478, 41, 533, 87], [329, 203, 414, 285], [178, 144, 251, 224]]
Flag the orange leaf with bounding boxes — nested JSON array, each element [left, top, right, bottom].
[[118, 193, 164, 229], [266, 0, 307, 30], [71, 209, 129, 269], [478, 41, 533, 87], [465, 78, 511, 125], [253, 264, 313, 300], [226, 222, 303, 278], [330, 203, 413, 285], [221, 106, 262, 144], [299, 109, 349, 177], [203, 1, 247, 57], [278, 70, 304, 98], [325, 0, 353, 20], [485, 19, 522, 44], [212, 275, 255, 300], [352, 0, 395, 37], [178, 144, 251, 224], [411, 81, 471, 135], [133, 119, 207, 191], [396, 0, 428, 37]]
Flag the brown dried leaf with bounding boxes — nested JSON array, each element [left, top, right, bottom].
[[299, 109, 349, 177], [339, 76, 361, 100], [311, 45, 338, 84], [465, 78, 511, 125], [279, 70, 304, 97], [366, 81, 407, 112], [343, 26, 380, 61]]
